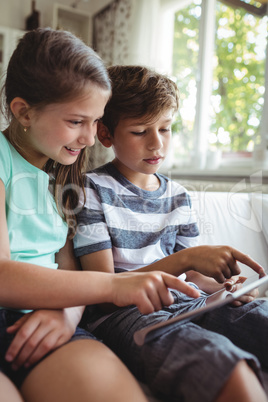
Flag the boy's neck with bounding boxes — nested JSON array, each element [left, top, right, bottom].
[[112, 159, 160, 192]]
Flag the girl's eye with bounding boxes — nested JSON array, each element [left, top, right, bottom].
[[69, 120, 83, 126]]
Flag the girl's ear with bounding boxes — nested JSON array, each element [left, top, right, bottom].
[[10, 97, 31, 127], [97, 121, 113, 148]]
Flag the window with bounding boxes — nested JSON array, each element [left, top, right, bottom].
[[160, 0, 268, 172], [0, 27, 24, 131]]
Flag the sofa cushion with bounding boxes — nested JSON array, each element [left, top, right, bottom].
[[251, 193, 268, 246], [189, 191, 268, 281]]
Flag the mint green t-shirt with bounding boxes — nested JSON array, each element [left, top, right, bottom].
[[0, 132, 68, 310]]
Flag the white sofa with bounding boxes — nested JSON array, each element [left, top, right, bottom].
[[192, 191, 268, 290], [143, 190, 268, 401]]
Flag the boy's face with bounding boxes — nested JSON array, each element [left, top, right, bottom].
[[110, 110, 173, 181]]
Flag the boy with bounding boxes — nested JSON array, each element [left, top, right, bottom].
[[74, 65, 268, 402]]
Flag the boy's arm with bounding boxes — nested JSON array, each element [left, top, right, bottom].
[[80, 248, 115, 273], [135, 245, 264, 283], [55, 238, 82, 270], [186, 270, 223, 293], [186, 270, 259, 306], [79, 244, 264, 288], [78, 245, 261, 312]]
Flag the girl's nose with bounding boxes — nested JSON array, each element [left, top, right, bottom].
[[78, 125, 97, 147]]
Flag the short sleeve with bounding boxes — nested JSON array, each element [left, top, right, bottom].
[[73, 177, 112, 257], [0, 133, 12, 186], [174, 188, 200, 251]]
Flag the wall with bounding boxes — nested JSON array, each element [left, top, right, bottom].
[[0, 0, 112, 31]]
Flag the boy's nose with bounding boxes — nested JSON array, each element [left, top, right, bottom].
[[147, 131, 163, 150]]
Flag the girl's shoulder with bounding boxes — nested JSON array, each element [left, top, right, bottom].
[[0, 131, 11, 150], [0, 132, 12, 186]]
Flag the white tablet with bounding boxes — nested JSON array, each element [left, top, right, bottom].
[[134, 275, 268, 346]]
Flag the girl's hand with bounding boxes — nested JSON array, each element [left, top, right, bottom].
[[5, 307, 83, 370], [111, 271, 200, 315], [186, 246, 265, 283]]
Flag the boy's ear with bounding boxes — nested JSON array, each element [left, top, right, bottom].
[[10, 97, 31, 127], [97, 121, 113, 148]]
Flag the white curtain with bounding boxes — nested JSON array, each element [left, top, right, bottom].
[[93, 0, 164, 67], [90, 0, 173, 169], [89, 0, 133, 169]]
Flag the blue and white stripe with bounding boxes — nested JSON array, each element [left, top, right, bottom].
[[74, 163, 199, 271]]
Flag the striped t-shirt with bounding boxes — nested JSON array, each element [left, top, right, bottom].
[[74, 162, 200, 272]]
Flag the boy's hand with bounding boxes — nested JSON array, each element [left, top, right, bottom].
[[224, 275, 260, 306], [187, 246, 265, 283], [5, 307, 83, 370], [111, 271, 200, 315]]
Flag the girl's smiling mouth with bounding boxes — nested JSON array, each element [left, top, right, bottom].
[[65, 146, 83, 156]]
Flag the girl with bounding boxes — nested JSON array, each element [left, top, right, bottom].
[[0, 28, 199, 402]]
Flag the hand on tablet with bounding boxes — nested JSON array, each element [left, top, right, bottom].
[[224, 275, 259, 306]]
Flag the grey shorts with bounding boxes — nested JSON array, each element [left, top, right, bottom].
[[85, 289, 268, 402], [0, 309, 97, 389]]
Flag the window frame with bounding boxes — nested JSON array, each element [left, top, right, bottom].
[[157, 0, 268, 177]]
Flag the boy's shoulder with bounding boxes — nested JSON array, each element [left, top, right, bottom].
[[157, 172, 189, 194], [86, 162, 110, 176], [85, 163, 113, 180], [84, 162, 120, 189], [84, 165, 191, 200]]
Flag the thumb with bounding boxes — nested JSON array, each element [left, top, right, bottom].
[[6, 314, 31, 333]]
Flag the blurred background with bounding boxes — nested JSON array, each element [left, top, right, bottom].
[[0, 0, 267, 191]]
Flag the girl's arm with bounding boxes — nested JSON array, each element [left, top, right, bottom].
[[5, 307, 83, 370], [5, 239, 86, 370], [0, 180, 198, 312], [6, 236, 199, 369]]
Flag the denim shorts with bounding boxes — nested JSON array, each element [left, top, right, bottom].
[[86, 289, 268, 402], [0, 309, 97, 389]]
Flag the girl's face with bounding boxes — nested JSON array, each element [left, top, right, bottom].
[[110, 111, 173, 189], [24, 85, 110, 169]]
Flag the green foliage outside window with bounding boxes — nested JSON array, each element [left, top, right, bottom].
[[172, 1, 200, 160], [172, 0, 267, 158]]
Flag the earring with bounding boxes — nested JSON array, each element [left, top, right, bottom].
[[23, 127, 28, 133]]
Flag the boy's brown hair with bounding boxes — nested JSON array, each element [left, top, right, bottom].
[[102, 65, 179, 135]]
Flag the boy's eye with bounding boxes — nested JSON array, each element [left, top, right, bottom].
[[160, 128, 171, 133], [131, 131, 146, 136]]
